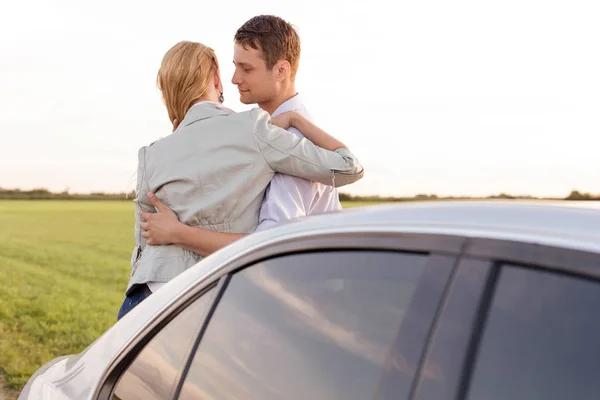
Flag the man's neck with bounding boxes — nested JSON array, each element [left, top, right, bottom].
[[259, 87, 297, 115]]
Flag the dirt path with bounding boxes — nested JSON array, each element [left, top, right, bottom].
[[0, 374, 19, 400]]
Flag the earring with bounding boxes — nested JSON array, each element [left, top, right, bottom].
[[218, 91, 224, 103]]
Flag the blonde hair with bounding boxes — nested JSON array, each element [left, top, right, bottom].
[[157, 41, 219, 124]]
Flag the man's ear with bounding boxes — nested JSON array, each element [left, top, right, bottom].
[[274, 60, 291, 82]]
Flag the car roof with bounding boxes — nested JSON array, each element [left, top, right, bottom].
[[256, 199, 600, 251]]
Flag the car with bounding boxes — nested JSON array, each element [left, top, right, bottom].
[[19, 200, 600, 400]]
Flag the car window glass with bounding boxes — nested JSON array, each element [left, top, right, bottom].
[[467, 265, 600, 400], [177, 251, 427, 400], [111, 288, 214, 400]]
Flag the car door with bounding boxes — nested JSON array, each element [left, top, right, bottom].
[[102, 231, 462, 400], [172, 247, 457, 400], [463, 262, 600, 400], [413, 237, 600, 400]]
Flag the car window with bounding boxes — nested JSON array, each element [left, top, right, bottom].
[[111, 287, 215, 400], [466, 265, 600, 400], [177, 251, 429, 400]]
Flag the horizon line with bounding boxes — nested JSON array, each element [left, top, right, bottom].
[[1, 187, 598, 201]]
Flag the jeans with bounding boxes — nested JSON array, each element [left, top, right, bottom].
[[117, 284, 152, 320]]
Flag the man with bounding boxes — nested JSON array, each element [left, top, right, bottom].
[[140, 15, 347, 267]]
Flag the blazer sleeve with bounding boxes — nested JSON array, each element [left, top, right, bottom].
[[251, 108, 364, 187]]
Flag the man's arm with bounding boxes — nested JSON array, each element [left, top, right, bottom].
[[270, 111, 347, 151], [140, 192, 245, 256]]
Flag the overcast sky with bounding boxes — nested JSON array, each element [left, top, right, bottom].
[[1, 0, 598, 197]]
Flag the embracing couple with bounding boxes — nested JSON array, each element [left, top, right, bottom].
[[117, 15, 365, 320]]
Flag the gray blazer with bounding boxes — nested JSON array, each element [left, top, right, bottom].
[[127, 102, 364, 294]]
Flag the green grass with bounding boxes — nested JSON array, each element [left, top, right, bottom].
[[0, 201, 135, 389], [0, 199, 385, 390]]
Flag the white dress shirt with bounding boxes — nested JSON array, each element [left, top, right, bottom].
[[256, 93, 342, 231]]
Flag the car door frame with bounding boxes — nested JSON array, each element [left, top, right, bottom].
[[411, 236, 600, 400], [96, 230, 468, 400]]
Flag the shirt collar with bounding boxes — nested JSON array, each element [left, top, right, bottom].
[[272, 93, 303, 117]]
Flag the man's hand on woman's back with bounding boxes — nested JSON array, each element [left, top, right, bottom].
[[139, 193, 183, 245]]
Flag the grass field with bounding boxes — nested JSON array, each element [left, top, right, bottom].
[[0, 201, 135, 390], [0, 199, 383, 391]]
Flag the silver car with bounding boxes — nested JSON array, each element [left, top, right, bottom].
[[19, 201, 600, 400]]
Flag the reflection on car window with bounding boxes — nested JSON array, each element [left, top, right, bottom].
[[111, 288, 214, 400], [467, 265, 600, 400], [178, 251, 427, 400]]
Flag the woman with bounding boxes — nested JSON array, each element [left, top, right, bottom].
[[118, 41, 363, 319]]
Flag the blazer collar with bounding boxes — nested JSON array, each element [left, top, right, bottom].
[[180, 102, 235, 127]]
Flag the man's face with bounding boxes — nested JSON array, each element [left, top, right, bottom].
[[232, 43, 277, 105]]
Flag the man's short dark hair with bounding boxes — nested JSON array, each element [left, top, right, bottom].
[[234, 15, 301, 80]]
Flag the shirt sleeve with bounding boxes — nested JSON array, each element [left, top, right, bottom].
[[255, 173, 312, 231]]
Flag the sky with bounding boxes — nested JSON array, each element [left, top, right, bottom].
[[1, 0, 598, 198]]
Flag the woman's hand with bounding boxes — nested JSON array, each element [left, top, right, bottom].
[[270, 111, 298, 130]]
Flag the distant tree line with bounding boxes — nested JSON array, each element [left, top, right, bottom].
[[0, 188, 135, 200], [563, 190, 600, 201], [2, 187, 598, 201], [338, 190, 600, 202]]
